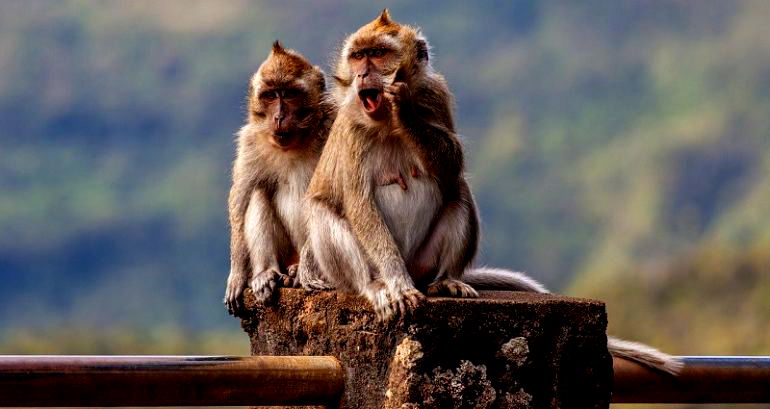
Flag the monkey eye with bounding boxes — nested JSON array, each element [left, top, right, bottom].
[[351, 51, 365, 60], [370, 48, 386, 58], [259, 91, 277, 101], [281, 89, 302, 99]]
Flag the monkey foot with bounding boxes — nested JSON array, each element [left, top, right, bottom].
[[301, 276, 335, 291], [427, 278, 479, 298], [368, 280, 425, 321], [249, 269, 282, 304], [294, 262, 334, 290]]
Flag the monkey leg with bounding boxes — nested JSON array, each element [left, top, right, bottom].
[[243, 189, 293, 304], [307, 202, 418, 320], [410, 198, 480, 299]]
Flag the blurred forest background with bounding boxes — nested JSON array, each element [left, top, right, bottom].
[[1, 0, 768, 400]]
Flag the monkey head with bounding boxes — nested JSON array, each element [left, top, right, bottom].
[[248, 41, 326, 150], [334, 9, 431, 121]]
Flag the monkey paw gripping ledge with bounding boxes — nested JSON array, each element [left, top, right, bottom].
[[237, 289, 613, 409]]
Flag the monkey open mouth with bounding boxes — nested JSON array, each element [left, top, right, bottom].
[[358, 88, 383, 113]]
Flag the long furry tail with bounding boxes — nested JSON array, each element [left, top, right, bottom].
[[462, 267, 550, 293], [608, 336, 683, 375], [462, 267, 683, 375]]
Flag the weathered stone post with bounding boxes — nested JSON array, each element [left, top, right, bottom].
[[238, 289, 612, 409]]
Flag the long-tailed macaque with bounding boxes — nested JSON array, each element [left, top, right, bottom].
[[224, 42, 334, 314], [298, 10, 681, 375], [299, 9, 478, 320]]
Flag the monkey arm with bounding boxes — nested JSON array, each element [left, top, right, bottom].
[[225, 176, 257, 313], [226, 166, 291, 307], [389, 82, 464, 191], [342, 177, 415, 291]]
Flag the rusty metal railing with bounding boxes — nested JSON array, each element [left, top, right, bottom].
[[613, 356, 770, 403], [0, 355, 344, 407], [1, 355, 769, 406]]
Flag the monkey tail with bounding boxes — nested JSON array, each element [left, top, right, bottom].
[[607, 336, 683, 375], [462, 267, 549, 293], [462, 267, 682, 375]]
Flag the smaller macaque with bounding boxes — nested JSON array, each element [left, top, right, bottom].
[[224, 42, 334, 314]]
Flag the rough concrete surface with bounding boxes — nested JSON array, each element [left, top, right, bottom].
[[238, 289, 612, 409]]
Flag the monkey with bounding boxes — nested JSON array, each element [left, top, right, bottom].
[[224, 41, 335, 314], [298, 9, 480, 320], [297, 10, 682, 375]]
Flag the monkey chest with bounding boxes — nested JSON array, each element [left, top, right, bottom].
[[374, 173, 441, 259], [273, 175, 310, 250]]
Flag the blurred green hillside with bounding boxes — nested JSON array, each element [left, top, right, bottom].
[[1, 0, 769, 369]]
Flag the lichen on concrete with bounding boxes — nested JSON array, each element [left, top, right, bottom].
[[419, 360, 496, 409], [498, 337, 529, 367], [499, 389, 533, 409], [393, 337, 424, 370]]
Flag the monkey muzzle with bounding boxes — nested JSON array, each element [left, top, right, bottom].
[[271, 131, 298, 150], [358, 88, 383, 114]]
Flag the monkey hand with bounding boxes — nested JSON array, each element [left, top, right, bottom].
[[389, 285, 425, 320], [385, 81, 414, 125], [427, 278, 479, 298], [224, 268, 248, 315], [249, 269, 283, 304]]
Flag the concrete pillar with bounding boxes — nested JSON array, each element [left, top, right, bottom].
[[237, 289, 612, 409]]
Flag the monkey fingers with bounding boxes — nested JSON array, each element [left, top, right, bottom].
[[300, 275, 335, 291], [364, 280, 396, 321], [282, 265, 300, 288], [373, 292, 395, 322], [384, 82, 414, 120], [427, 278, 479, 298], [391, 287, 425, 319], [382, 278, 425, 320], [224, 271, 248, 315], [380, 171, 408, 191], [384, 82, 411, 105]]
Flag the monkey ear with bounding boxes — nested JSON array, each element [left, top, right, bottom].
[[415, 38, 429, 62], [313, 66, 327, 91], [272, 40, 286, 54], [377, 8, 392, 25]]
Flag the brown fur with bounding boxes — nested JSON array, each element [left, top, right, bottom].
[[300, 10, 480, 320], [225, 43, 335, 314]]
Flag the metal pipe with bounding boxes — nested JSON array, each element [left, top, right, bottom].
[[0, 355, 344, 407], [613, 356, 770, 403]]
